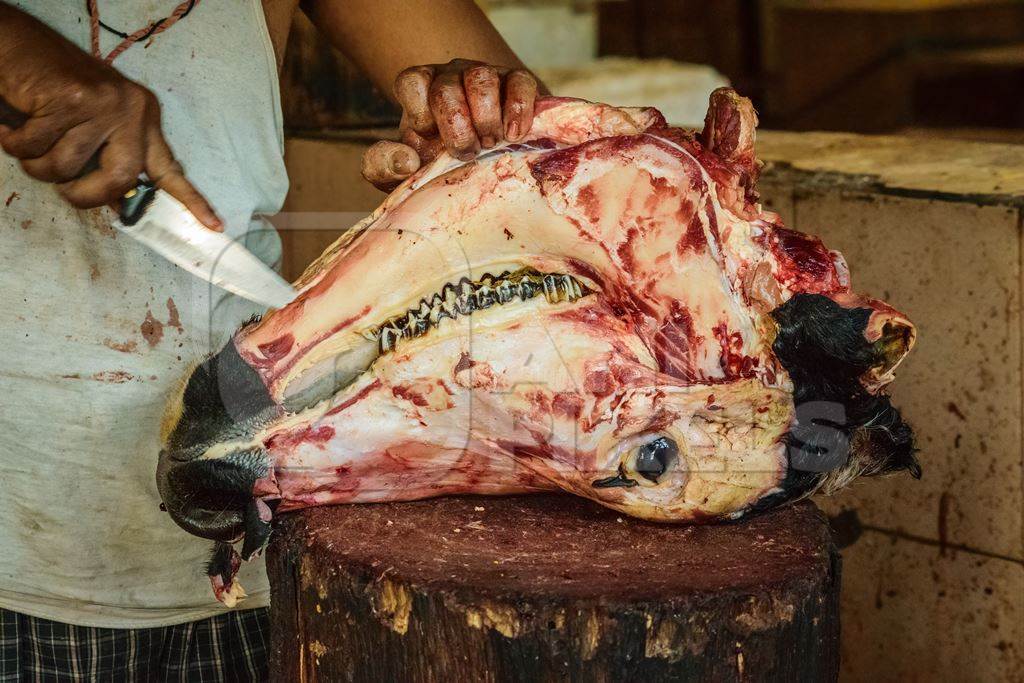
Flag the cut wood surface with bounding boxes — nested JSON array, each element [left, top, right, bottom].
[[268, 496, 840, 682]]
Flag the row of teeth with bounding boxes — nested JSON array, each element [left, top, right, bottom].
[[370, 268, 589, 353]]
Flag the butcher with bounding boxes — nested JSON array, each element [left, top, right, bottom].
[[0, 1, 541, 679]]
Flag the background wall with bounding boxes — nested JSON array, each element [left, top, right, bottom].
[[757, 134, 1024, 681], [599, 0, 1024, 138], [281, 1, 1024, 139]]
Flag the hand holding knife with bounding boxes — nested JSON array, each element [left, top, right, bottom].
[[0, 96, 297, 310]]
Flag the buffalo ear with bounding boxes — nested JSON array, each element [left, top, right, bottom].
[[769, 293, 920, 498], [770, 293, 875, 400], [700, 87, 759, 192]]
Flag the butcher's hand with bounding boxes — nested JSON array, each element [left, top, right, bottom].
[[362, 59, 542, 191], [0, 3, 220, 229]]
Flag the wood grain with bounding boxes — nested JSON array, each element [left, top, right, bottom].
[[267, 496, 840, 682]]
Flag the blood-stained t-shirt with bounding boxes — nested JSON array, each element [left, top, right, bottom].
[[0, 0, 288, 627]]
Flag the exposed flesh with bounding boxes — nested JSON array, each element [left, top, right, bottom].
[[215, 92, 913, 521], [160, 91, 917, 596]]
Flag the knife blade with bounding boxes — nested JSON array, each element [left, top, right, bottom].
[[116, 184, 297, 309], [0, 97, 297, 309]]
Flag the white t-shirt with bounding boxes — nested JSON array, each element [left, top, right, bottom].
[[0, 0, 289, 628]]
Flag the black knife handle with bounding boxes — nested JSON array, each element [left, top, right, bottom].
[[119, 181, 157, 226], [0, 95, 149, 221]]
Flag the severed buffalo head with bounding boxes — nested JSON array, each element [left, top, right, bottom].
[[158, 89, 918, 602]]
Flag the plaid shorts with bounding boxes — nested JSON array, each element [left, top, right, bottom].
[[0, 607, 268, 682]]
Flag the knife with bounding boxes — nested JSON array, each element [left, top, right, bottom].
[[0, 97, 297, 309]]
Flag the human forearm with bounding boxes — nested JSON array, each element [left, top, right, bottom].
[[0, 2, 78, 99], [303, 0, 547, 189], [0, 2, 33, 62], [301, 0, 542, 99]]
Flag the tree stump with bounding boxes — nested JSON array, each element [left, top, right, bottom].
[[267, 495, 840, 682]]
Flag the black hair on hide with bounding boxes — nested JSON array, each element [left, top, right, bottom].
[[747, 294, 920, 514], [166, 340, 278, 455], [238, 313, 262, 331]]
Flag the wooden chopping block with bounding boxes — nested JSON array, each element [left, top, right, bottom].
[[267, 496, 840, 682]]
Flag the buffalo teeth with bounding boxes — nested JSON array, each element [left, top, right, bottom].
[[442, 286, 458, 318], [542, 274, 584, 304], [542, 274, 558, 303], [413, 304, 430, 336], [475, 282, 496, 309], [542, 274, 587, 304], [372, 268, 590, 354], [518, 279, 538, 300], [456, 280, 476, 315], [565, 275, 584, 300], [401, 312, 415, 333], [427, 293, 448, 325], [496, 280, 514, 304], [414, 301, 431, 333], [379, 326, 400, 352]]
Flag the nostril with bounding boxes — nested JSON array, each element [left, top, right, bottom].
[[166, 504, 246, 542], [158, 448, 270, 541], [168, 465, 252, 511], [872, 320, 914, 378]]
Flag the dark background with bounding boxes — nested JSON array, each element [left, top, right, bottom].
[[281, 0, 1024, 141]]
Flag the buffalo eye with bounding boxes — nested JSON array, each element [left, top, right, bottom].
[[633, 436, 678, 483]]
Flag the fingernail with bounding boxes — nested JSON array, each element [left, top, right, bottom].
[[457, 150, 477, 162], [506, 121, 520, 141]]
